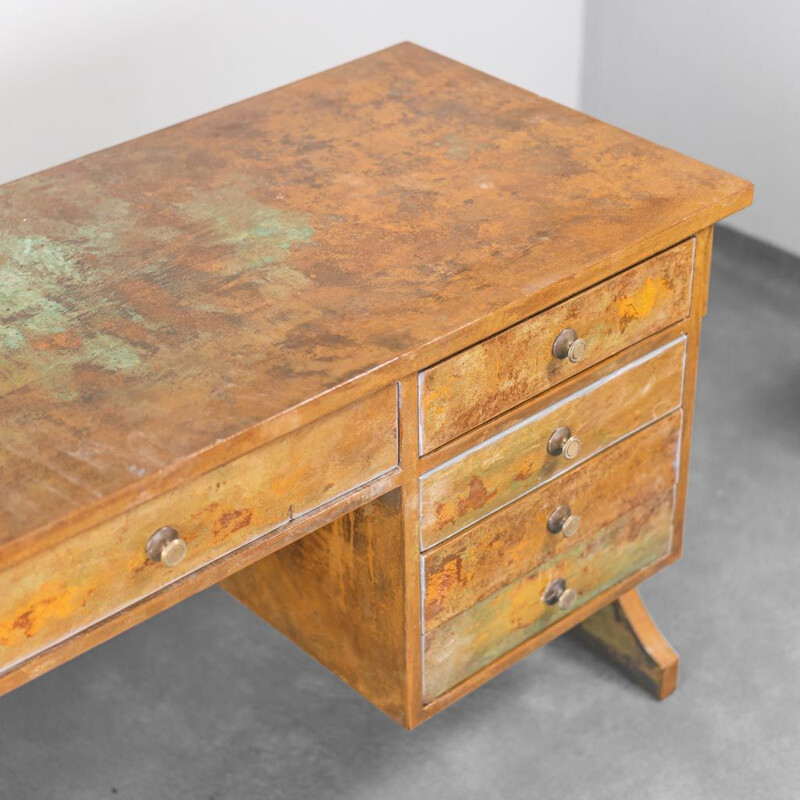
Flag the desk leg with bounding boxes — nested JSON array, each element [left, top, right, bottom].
[[573, 588, 679, 700]]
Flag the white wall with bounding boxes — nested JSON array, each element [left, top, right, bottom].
[[0, 0, 585, 185], [5, 2, 796, 255], [582, 0, 800, 256]]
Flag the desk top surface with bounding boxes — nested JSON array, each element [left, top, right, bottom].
[[0, 42, 751, 554]]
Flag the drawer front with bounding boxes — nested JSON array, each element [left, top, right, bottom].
[[423, 491, 675, 702], [419, 337, 685, 549], [0, 386, 398, 673], [419, 239, 694, 453], [423, 412, 681, 632]]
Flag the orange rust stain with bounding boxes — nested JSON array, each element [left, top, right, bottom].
[[617, 277, 671, 330], [514, 464, 535, 483], [425, 595, 444, 621], [456, 476, 497, 519], [11, 610, 35, 637], [98, 317, 152, 346], [0, 581, 87, 647], [434, 553, 465, 590], [132, 559, 153, 576], [30, 330, 82, 350], [214, 508, 253, 536], [434, 501, 456, 531]]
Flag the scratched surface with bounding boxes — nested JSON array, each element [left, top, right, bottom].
[[0, 43, 749, 548]]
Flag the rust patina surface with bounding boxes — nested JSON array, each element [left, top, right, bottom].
[[0, 43, 751, 553]]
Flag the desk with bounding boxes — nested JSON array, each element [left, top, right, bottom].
[[0, 43, 752, 727]]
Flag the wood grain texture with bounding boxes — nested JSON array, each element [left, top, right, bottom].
[[423, 412, 681, 632], [0, 386, 397, 674], [0, 42, 751, 561], [419, 337, 686, 549], [574, 588, 679, 700], [223, 491, 408, 724], [419, 238, 694, 452], [423, 492, 675, 701]]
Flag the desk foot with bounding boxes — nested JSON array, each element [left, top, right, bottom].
[[573, 588, 678, 700]]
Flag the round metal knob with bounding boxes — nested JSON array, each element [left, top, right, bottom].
[[543, 578, 578, 610], [558, 588, 577, 610], [547, 426, 582, 460], [547, 505, 581, 538], [146, 526, 187, 567], [552, 328, 587, 363]]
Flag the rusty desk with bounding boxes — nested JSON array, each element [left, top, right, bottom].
[[0, 44, 752, 727]]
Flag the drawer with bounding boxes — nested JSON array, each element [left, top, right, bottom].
[[418, 239, 694, 453], [419, 337, 686, 549], [423, 491, 675, 702], [0, 386, 398, 673], [423, 412, 681, 632]]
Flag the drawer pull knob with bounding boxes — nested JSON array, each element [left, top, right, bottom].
[[146, 526, 187, 567], [552, 328, 587, 363], [547, 426, 582, 460], [543, 578, 578, 610], [547, 505, 581, 538]]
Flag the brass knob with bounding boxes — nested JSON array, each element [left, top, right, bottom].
[[547, 426, 582, 460], [552, 328, 587, 363], [543, 578, 578, 610], [547, 505, 581, 538], [146, 526, 187, 567]]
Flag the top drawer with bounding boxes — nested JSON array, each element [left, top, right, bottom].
[[418, 239, 695, 453]]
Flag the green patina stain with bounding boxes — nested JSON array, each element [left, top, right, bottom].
[[82, 333, 142, 371], [220, 207, 314, 294], [1, 186, 316, 392], [175, 188, 315, 309], [226, 207, 314, 251], [0, 234, 141, 383], [1, 235, 86, 318], [0, 235, 86, 346], [181, 191, 315, 276], [0, 326, 26, 351], [178, 187, 314, 254], [434, 135, 484, 162]]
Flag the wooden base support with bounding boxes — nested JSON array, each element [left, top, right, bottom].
[[221, 490, 413, 726], [573, 588, 679, 700]]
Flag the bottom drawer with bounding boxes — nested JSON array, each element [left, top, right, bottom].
[[423, 486, 675, 702]]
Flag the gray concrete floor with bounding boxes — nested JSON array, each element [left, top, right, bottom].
[[1, 226, 799, 800]]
